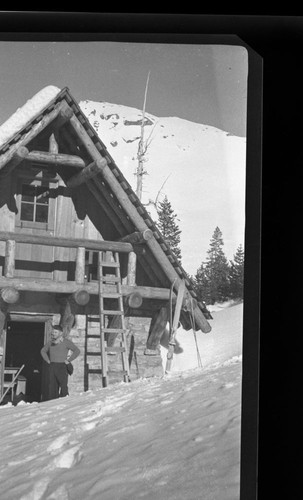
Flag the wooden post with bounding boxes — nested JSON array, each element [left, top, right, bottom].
[[4, 240, 15, 278], [49, 133, 59, 154], [75, 247, 86, 284], [127, 251, 137, 286]]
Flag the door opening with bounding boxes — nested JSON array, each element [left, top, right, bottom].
[[5, 321, 46, 403]]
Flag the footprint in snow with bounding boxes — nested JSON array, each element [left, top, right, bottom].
[[79, 421, 99, 431], [52, 444, 82, 469], [20, 476, 50, 500], [47, 434, 71, 454], [46, 484, 69, 499]]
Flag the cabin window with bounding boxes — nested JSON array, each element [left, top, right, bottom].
[[15, 174, 57, 231], [20, 184, 49, 223]]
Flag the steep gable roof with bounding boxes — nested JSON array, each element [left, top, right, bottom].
[[0, 86, 212, 332]]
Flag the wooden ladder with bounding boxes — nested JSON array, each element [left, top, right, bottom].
[[86, 251, 130, 388]]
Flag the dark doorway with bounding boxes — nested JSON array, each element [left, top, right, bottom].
[[5, 321, 46, 403]]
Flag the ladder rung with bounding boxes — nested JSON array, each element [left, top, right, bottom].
[[87, 334, 100, 338], [103, 328, 125, 334], [99, 261, 120, 267], [87, 352, 101, 356], [105, 346, 126, 353], [101, 293, 121, 298], [87, 369, 103, 374], [99, 276, 120, 283], [100, 310, 123, 315]]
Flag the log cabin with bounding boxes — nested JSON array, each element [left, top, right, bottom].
[[0, 86, 212, 404]]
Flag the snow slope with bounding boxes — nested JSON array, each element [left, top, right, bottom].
[[79, 100, 246, 275], [0, 303, 243, 500]]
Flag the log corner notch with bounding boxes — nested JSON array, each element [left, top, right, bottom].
[[0, 287, 20, 304]]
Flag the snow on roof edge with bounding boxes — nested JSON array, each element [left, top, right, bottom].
[[0, 85, 62, 149]]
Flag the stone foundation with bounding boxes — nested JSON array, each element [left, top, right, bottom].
[[68, 315, 164, 395]]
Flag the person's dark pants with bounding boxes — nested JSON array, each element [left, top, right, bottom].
[[49, 362, 69, 400]]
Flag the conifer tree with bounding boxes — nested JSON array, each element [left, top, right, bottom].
[[229, 244, 245, 299], [194, 263, 211, 304], [156, 195, 182, 263], [194, 226, 230, 304], [206, 227, 230, 303]]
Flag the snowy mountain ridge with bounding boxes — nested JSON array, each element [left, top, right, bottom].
[[80, 100, 247, 276]]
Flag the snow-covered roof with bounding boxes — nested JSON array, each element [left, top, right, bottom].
[[0, 85, 61, 148]]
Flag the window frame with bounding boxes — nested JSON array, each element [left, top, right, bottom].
[[15, 169, 58, 232]]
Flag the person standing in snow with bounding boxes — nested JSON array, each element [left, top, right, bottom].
[[40, 325, 80, 400]]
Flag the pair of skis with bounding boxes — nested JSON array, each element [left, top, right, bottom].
[[165, 279, 186, 373]]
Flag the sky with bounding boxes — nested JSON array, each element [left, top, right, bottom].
[[0, 302, 246, 500], [0, 41, 248, 137]]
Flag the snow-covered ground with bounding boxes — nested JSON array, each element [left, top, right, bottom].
[[0, 302, 243, 500]]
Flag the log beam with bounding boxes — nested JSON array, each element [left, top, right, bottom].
[[0, 277, 176, 301], [0, 231, 133, 254], [18, 148, 86, 169], [66, 158, 108, 188], [119, 229, 153, 245]]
